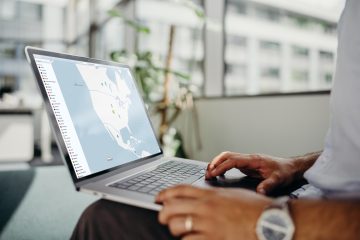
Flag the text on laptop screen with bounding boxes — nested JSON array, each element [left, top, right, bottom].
[[34, 54, 161, 179]]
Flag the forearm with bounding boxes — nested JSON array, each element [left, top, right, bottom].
[[290, 199, 360, 240], [290, 151, 322, 180]]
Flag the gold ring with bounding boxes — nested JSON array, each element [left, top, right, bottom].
[[185, 215, 193, 232]]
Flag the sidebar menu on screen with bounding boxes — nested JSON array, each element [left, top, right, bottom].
[[34, 56, 91, 178]]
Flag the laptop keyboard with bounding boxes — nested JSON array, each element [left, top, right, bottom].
[[109, 161, 206, 196]]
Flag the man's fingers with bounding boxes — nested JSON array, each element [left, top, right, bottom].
[[206, 153, 263, 179], [256, 173, 282, 195], [156, 185, 211, 203], [207, 157, 255, 178], [159, 199, 196, 224], [167, 215, 210, 237], [159, 198, 210, 224], [207, 151, 233, 170], [207, 159, 238, 177]]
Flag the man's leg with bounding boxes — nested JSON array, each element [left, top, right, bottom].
[[71, 199, 177, 240]]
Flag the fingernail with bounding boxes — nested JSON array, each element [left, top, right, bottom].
[[156, 194, 162, 202], [158, 213, 165, 224], [258, 188, 266, 195], [209, 164, 214, 169]]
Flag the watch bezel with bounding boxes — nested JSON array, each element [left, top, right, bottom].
[[256, 208, 295, 240]]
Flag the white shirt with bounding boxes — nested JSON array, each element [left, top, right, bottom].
[[304, 0, 360, 198]]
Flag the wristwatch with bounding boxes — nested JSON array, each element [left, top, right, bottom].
[[256, 196, 295, 240]]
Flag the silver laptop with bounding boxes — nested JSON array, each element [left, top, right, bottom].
[[25, 47, 220, 211]]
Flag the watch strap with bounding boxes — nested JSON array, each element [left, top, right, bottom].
[[266, 196, 291, 211]]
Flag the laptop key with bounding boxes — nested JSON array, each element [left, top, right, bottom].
[[116, 183, 129, 188], [149, 190, 160, 195], [138, 187, 152, 193], [111, 161, 206, 195], [128, 185, 141, 191]]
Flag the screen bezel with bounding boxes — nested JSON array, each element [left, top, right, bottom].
[[26, 47, 163, 185]]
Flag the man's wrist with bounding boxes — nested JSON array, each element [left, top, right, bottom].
[[290, 151, 321, 180]]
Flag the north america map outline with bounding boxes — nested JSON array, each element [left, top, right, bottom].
[[76, 64, 151, 159]]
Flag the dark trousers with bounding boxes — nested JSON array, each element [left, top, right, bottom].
[[71, 199, 178, 240]]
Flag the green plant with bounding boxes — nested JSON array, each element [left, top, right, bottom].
[[108, 1, 204, 157], [110, 49, 190, 103]]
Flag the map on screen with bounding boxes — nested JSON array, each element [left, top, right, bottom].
[[34, 55, 161, 178], [76, 63, 151, 158]]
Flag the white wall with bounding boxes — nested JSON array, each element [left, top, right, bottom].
[[176, 93, 330, 162]]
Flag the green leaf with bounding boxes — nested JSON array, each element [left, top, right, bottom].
[[171, 70, 191, 80], [110, 50, 128, 62], [176, 0, 205, 19], [194, 9, 205, 19], [124, 19, 150, 34], [108, 9, 150, 34], [107, 9, 122, 18]]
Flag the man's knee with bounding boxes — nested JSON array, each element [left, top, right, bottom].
[[72, 200, 119, 240], [72, 200, 175, 240], [79, 200, 113, 226]]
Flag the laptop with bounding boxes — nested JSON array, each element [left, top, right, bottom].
[[26, 46, 230, 211]]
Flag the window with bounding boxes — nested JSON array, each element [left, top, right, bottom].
[[227, 1, 247, 15], [136, 0, 204, 96], [292, 46, 309, 58], [225, 34, 247, 95], [71, 0, 126, 59], [65, 0, 342, 98], [16, 1, 42, 21], [0, 0, 66, 96], [318, 50, 335, 88], [224, 0, 342, 96], [255, 5, 282, 23], [0, 0, 42, 21], [0, 0, 16, 20]]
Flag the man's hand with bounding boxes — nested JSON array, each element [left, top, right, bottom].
[[156, 185, 271, 240], [205, 151, 320, 195], [156, 185, 360, 240]]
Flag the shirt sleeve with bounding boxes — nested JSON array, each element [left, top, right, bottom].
[[304, 0, 360, 198]]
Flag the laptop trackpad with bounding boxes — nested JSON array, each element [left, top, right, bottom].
[[193, 168, 261, 191]]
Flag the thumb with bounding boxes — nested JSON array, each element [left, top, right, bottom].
[[256, 175, 281, 195]]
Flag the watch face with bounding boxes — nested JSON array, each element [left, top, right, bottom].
[[257, 209, 294, 240], [261, 226, 286, 240], [261, 213, 288, 240], [264, 212, 288, 228]]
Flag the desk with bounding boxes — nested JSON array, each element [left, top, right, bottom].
[[0, 106, 53, 163], [0, 108, 34, 162]]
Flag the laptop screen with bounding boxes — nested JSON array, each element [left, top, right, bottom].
[[33, 54, 162, 179]]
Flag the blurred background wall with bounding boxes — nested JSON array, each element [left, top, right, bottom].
[[0, 0, 344, 162]]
